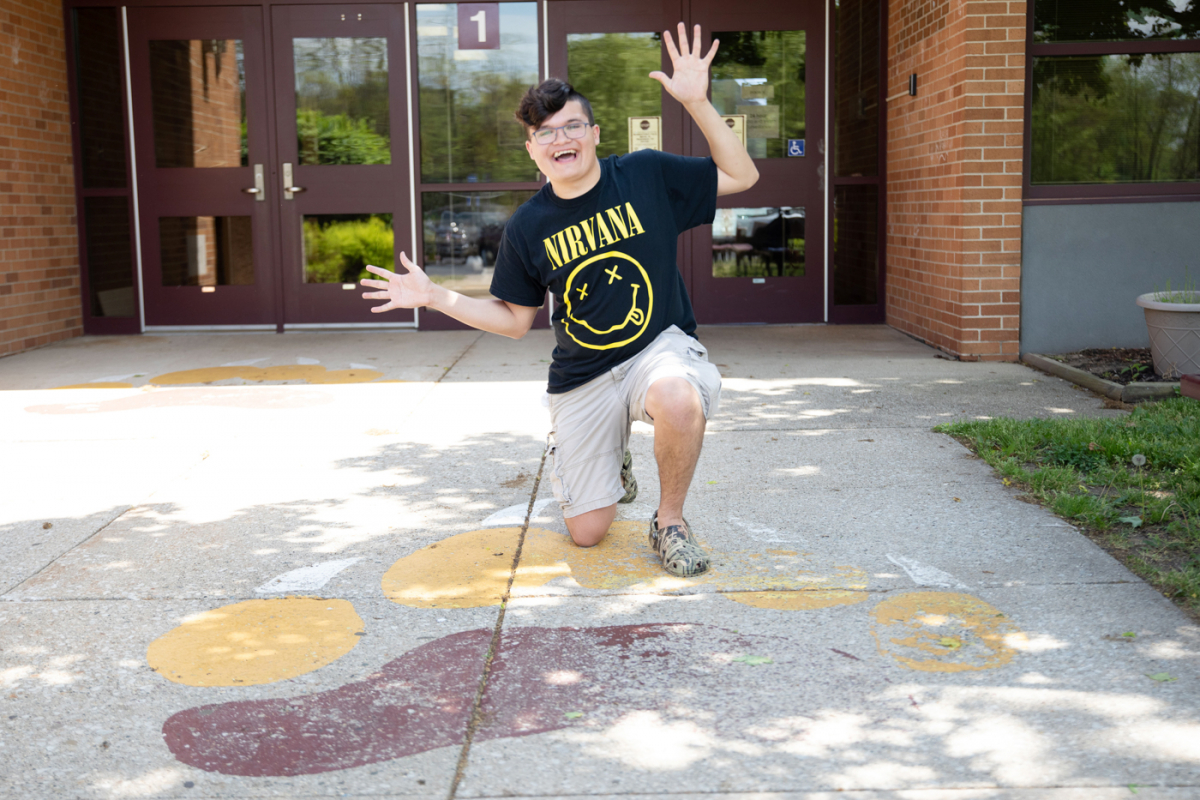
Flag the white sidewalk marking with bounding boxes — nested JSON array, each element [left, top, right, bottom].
[[255, 558, 362, 594], [886, 553, 969, 589], [480, 499, 554, 527], [728, 515, 792, 543], [221, 358, 266, 367], [297, 357, 321, 365]]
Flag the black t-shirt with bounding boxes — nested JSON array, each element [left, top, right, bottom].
[[490, 150, 718, 393]]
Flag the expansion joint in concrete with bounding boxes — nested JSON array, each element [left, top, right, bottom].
[[0, 504, 135, 598], [437, 331, 486, 383], [446, 443, 548, 800]]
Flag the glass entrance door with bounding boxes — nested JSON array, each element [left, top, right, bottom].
[[271, 4, 413, 327], [128, 7, 278, 327], [129, 4, 412, 329], [550, 0, 826, 325], [689, 0, 825, 323]]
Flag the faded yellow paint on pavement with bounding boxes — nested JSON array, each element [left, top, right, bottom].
[[148, 365, 384, 385], [383, 522, 874, 609], [383, 527, 524, 608], [871, 591, 1024, 672], [727, 589, 869, 610], [518, 522, 698, 592], [147, 598, 363, 686]]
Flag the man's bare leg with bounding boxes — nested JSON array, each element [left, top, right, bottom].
[[565, 503, 617, 547], [564, 377, 703, 549], [644, 377, 706, 529]]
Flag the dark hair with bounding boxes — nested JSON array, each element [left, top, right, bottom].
[[514, 79, 594, 135]]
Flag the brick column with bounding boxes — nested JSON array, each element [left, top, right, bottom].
[[886, 1, 1026, 360], [0, 0, 81, 357]]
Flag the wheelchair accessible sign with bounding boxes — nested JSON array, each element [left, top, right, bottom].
[[787, 139, 805, 157]]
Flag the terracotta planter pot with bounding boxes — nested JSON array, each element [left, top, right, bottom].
[[1136, 292, 1200, 379]]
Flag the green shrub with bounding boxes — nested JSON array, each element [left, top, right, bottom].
[[304, 217, 394, 284]]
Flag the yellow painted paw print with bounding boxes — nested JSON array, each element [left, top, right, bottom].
[[148, 598, 363, 687]]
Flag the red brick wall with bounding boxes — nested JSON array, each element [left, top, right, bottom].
[[0, 0, 82, 357], [886, 0, 1026, 360]]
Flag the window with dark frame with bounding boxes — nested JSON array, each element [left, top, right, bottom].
[[831, 0, 884, 313], [1026, 0, 1200, 201], [72, 7, 139, 323]]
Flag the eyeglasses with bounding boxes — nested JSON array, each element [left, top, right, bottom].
[[532, 121, 590, 145]]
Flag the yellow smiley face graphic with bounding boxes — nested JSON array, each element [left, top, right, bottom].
[[562, 252, 654, 351]]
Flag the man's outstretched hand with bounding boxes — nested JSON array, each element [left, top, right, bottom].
[[649, 23, 718, 108], [361, 253, 436, 313]]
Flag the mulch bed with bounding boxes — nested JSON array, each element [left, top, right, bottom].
[[1049, 347, 1172, 385]]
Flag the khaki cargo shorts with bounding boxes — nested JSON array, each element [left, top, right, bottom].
[[546, 325, 722, 518]]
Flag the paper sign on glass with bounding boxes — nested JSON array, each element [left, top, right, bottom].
[[720, 115, 746, 148], [457, 3, 499, 50], [628, 116, 662, 152], [737, 104, 780, 139]]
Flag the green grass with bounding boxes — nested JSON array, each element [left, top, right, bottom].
[[936, 397, 1200, 620]]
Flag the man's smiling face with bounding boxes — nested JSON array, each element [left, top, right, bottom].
[[525, 100, 601, 196]]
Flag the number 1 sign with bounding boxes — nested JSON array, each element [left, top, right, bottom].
[[457, 3, 500, 50]]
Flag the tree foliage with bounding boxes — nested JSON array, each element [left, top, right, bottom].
[[296, 109, 390, 166], [1032, 53, 1200, 183], [1034, 0, 1200, 43], [304, 215, 394, 284], [294, 37, 390, 165], [567, 33, 663, 160]]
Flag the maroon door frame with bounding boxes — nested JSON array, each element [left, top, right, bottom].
[[827, 0, 886, 325], [128, 6, 280, 327], [410, 0, 551, 332], [63, 5, 140, 335], [687, 0, 826, 324], [272, 4, 416, 327]]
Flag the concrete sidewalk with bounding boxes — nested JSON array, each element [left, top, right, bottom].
[[1, 325, 1197, 800]]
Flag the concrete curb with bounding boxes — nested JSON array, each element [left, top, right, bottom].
[[1021, 353, 1180, 403]]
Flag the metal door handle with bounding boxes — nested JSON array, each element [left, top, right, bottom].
[[282, 163, 305, 200], [246, 164, 265, 201]]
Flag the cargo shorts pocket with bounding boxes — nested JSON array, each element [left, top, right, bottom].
[[686, 340, 722, 418], [546, 439, 571, 507]]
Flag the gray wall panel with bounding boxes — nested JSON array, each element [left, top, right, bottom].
[[1020, 202, 1200, 354]]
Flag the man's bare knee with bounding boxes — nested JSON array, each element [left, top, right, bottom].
[[564, 504, 617, 547], [645, 377, 703, 424]]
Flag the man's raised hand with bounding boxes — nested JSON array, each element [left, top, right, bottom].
[[361, 252, 436, 313], [649, 23, 718, 108]]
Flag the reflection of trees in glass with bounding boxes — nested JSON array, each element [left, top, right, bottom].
[[711, 31, 806, 158], [295, 38, 389, 165], [1032, 53, 1200, 183], [297, 109, 390, 165], [304, 215, 393, 283], [416, 3, 539, 183], [568, 33, 662, 159], [1034, 0, 1200, 43]]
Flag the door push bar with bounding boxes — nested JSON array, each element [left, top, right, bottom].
[[242, 163, 266, 201], [282, 163, 306, 200]]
